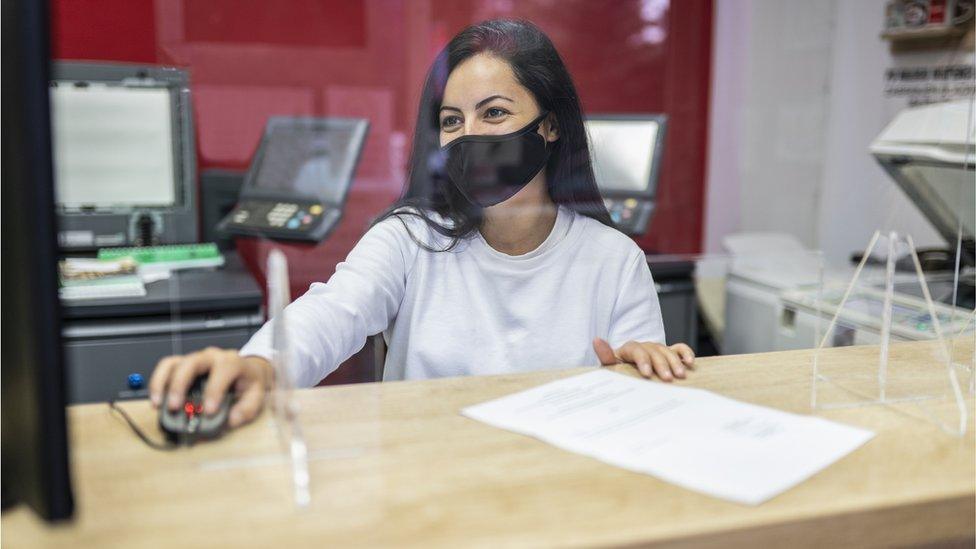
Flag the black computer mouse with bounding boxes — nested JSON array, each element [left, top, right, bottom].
[[159, 374, 234, 446]]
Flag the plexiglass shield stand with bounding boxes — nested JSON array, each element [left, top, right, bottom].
[[267, 249, 311, 507], [812, 230, 972, 437]]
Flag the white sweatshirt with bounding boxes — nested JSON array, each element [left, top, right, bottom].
[[239, 206, 665, 386]]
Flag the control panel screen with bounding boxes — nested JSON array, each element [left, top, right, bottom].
[[251, 124, 360, 202], [586, 119, 660, 193]]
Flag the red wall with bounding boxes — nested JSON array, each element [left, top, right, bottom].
[[51, 0, 712, 294]]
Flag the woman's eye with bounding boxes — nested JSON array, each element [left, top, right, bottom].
[[485, 108, 508, 119], [440, 115, 461, 129]]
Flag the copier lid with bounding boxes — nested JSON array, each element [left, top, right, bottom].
[[870, 99, 975, 244]]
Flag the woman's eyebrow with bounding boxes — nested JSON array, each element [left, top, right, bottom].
[[439, 95, 514, 114], [475, 94, 513, 109]]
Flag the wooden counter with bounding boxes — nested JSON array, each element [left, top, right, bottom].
[[3, 342, 974, 548]]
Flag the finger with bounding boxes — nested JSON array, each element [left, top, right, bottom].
[[148, 356, 181, 408], [670, 343, 696, 367], [202, 352, 241, 415], [645, 346, 674, 382], [228, 382, 265, 428], [167, 350, 214, 411], [592, 337, 619, 366], [660, 346, 686, 379], [617, 341, 654, 379]]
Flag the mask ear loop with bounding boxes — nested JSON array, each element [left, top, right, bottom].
[[530, 111, 551, 134], [507, 111, 552, 139], [536, 111, 562, 150], [524, 111, 553, 153]]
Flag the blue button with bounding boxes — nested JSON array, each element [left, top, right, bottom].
[[611, 211, 622, 223], [127, 373, 145, 390], [287, 218, 300, 229]]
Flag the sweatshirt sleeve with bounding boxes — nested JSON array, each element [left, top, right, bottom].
[[239, 215, 422, 387], [607, 250, 667, 347]]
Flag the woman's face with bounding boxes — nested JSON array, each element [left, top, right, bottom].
[[439, 54, 558, 148]]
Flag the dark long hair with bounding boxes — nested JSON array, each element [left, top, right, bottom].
[[375, 19, 612, 250]]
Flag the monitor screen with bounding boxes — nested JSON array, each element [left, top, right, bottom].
[[250, 121, 364, 202], [586, 118, 661, 194], [50, 83, 177, 209]]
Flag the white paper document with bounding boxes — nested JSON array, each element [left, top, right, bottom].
[[461, 370, 874, 505]]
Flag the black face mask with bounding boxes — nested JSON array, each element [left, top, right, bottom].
[[441, 112, 552, 208]]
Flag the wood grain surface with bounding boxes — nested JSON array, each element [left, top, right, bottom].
[[3, 341, 974, 548]]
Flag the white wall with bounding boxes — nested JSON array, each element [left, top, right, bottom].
[[705, 0, 835, 253], [817, 0, 967, 265], [702, 0, 750, 253], [704, 0, 971, 264]]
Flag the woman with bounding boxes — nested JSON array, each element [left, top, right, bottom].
[[150, 19, 695, 427]]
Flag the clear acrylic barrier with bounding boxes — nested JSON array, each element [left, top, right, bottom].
[[154, 242, 382, 516], [266, 249, 311, 508], [687, 244, 973, 437], [152, 247, 309, 507], [45, 4, 975, 529], [811, 230, 974, 437]]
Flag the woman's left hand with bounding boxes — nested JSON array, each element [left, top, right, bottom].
[[592, 338, 695, 381]]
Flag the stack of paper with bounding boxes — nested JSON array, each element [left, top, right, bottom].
[[59, 258, 146, 300], [462, 370, 874, 505]]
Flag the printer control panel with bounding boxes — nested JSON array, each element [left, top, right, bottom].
[[603, 197, 654, 236], [222, 199, 340, 241]]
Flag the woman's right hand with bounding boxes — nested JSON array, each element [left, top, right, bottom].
[[148, 347, 273, 428]]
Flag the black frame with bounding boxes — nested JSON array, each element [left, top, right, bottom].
[[1, 0, 75, 521]]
